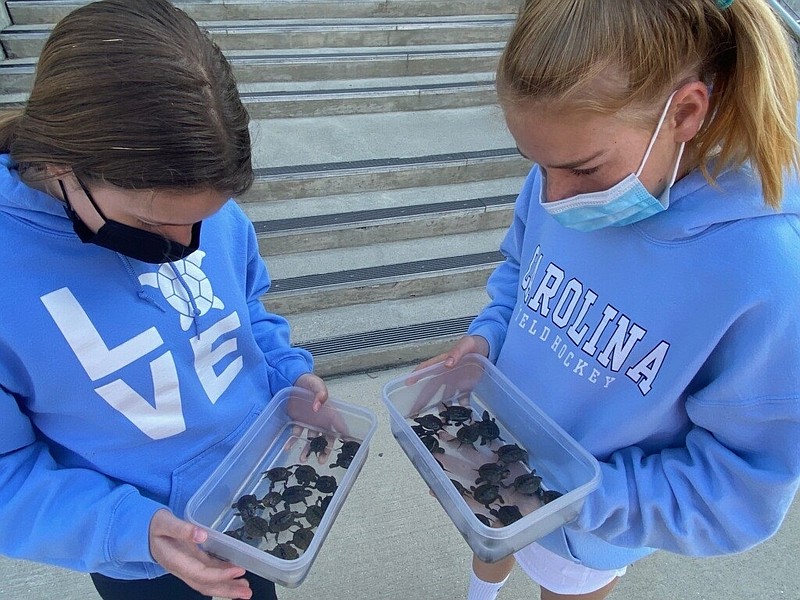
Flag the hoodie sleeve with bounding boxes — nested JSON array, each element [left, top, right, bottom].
[[0, 404, 164, 572], [468, 168, 538, 362], [569, 295, 800, 556], [243, 221, 314, 391]]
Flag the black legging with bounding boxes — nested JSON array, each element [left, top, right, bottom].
[[90, 571, 278, 600]]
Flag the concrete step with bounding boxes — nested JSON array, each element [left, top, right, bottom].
[[5, 0, 522, 25], [0, 72, 499, 116], [0, 15, 515, 58], [286, 287, 488, 377], [247, 147, 527, 201], [253, 188, 515, 255], [241, 72, 498, 117], [0, 42, 504, 94], [245, 105, 526, 200], [263, 228, 507, 314]]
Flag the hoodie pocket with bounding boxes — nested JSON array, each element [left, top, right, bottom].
[[168, 406, 262, 519]]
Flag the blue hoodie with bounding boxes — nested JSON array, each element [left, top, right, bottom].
[[468, 161, 800, 570], [0, 155, 313, 578]]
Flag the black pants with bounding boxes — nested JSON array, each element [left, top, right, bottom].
[[90, 571, 278, 600]]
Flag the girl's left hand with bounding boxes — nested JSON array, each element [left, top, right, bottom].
[[295, 373, 329, 412]]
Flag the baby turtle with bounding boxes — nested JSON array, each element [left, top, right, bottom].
[[475, 462, 510, 486], [413, 414, 446, 434], [260, 491, 283, 510], [494, 444, 529, 465], [455, 423, 481, 450], [539, 489, 564, 504], [303, 504, 325, 527], [293, 464, 319, 487], [292, 527, 315, 551], [490, 505, 523, 526], [438, 402, 473, 426], [269, 542, 299, 561], [450, 479, 471, 497], [224, 527, 244, 540], [476, 411, 504, 446], [306, 435, 328, 460], [231, 494, 261, 519], [318, 494, 333, 514], [315, 475, 338, 494], [241, 515, 270, 540], [411, 425, 429, 437], [282, 485, 314, 508], [262, 466, 293, 490], [268, 509, 302, 536], [474, 513, 493, 527], [337, 440, 361, 458], [470, 483, 505, 508], [503, 472, 542, 496], [330, 451, 354, 469], [420, 434, 445, 455]]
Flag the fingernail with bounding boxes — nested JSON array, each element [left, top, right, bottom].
[[445, 358, 454, 367], [192, 529, 206, 543]]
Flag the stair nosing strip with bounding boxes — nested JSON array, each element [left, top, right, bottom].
[[3, 17, 516, 36], [301, 314, 476, 356], [240, 79, 495, 100], [253, 193, 517, 234], [268, 250, 503, 293], [254, 147, 522, 179]]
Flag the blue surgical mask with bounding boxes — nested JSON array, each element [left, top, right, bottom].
[[539, 92, 685, 232]]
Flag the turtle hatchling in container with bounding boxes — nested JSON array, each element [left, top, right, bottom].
[[186, 387, 377, 587], [382, 353, 601, 563]]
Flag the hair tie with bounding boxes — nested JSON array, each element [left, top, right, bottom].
[[717, 0, 734, 8]]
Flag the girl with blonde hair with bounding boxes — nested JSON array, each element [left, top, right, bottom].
[[418, 0, 800, 598]]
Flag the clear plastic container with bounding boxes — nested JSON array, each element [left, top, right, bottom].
[[382, 354, 601, 563], [185, 387, 377, 587]]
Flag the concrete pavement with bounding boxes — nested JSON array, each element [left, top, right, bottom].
[[1, 365, 798, 600]]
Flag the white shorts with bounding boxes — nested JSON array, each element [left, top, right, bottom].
[[514, 542, 627, 595]]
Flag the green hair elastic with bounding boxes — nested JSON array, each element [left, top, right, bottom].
[[717, 0, 734, 8]]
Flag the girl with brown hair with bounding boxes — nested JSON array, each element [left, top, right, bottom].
[[0, 1, 327, 598]]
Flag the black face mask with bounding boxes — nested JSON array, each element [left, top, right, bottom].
[[58, 178, 201, 264]]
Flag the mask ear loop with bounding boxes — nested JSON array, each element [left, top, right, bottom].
[[635, 90, 679, 177]]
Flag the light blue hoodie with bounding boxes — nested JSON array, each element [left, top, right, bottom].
[[0, 155, 313, 578], [468, 160, 800, 570]]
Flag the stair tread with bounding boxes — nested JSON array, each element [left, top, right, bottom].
[[241, 177, 522, 223], [1, 15, 515, 33], [288, 287, 487, 344], [250, 105, 513, 169], [266, 228, 507, 280]]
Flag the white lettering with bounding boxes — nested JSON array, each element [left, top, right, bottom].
[[573, 359, 588, 376], [552, 279, 582, 328], [528, 264, 564, 317], [597, 316, 646, 372], [582, 305, 619, 356], [567, 289, 599, 346], [626, 341, 670, 395], [95, 352, 185, 440], [41, 288, 163, 381], [191, 312, 244, 404]]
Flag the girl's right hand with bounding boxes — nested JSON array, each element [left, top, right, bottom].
[[148, 509, 253, 599], [414, 335, 490, 372]]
